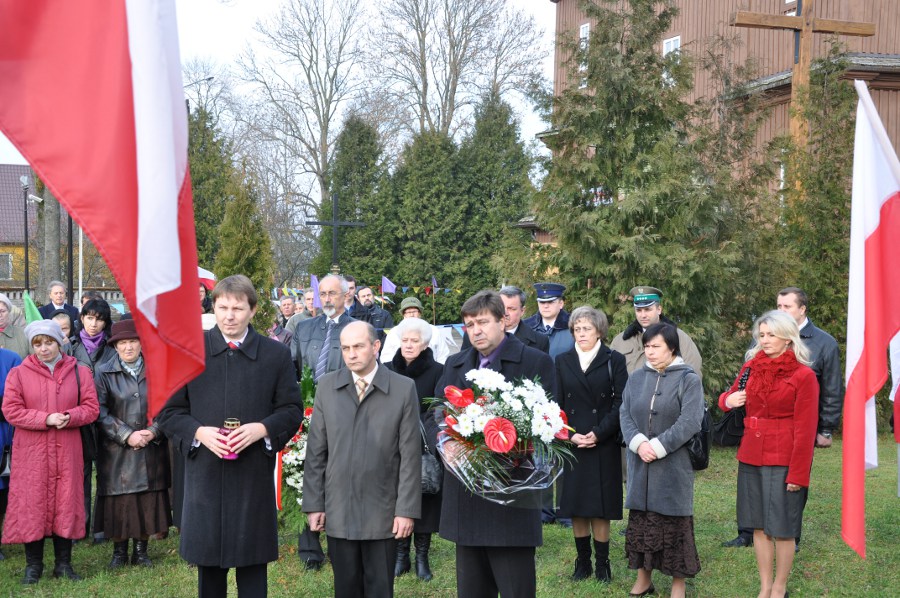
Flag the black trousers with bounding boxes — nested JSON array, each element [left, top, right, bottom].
[[198, 563, 267, 598], [327, 535, 395, 598], [455, 545, 536, 598]]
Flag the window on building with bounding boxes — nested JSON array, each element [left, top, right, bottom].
[[0, 254, 11, 280], [579, 23, 590, 88], [662, 35, 681, 57]]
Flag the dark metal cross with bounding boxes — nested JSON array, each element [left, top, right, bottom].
[[307, 193, 365, 273]]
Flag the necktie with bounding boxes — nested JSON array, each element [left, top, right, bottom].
[[315, 321, 336, 381], [544, 324, 552, 335], [227, 341, 240, 350], [479, 355, 491, 369], [356, 378, 368, 401]]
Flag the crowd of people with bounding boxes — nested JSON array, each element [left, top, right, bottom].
[[0, 276, 843, 598]]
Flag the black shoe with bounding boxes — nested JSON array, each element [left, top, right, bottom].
[[413, 533, 433, 582], [557, 518, 573, 528], [571, 555, 592, 581], [108, 541, 129, 569], [53, 562, 82, 581], [722, 535, 752, 548], [303, 559, 323, 571], [394, 537, 411, 577], [0, 548, 5, 560], [132, 539, 152, 567], [629, 583, 656, 596], [594, 558, 611, 583], [22, 564, 43, 585]]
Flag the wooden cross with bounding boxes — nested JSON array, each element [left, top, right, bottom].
[[307, 193, 365, 274], [731, 0, 874, 146]]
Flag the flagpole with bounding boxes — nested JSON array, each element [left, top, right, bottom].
[[431, 280, 436, 325]]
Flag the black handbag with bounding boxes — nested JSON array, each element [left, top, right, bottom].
[[420, 421, 442, 495], [712, 368, 751, 447], [74, 365, 98, 461], [674, 372, 711, 471]]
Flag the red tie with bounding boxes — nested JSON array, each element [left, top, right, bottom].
[[228, 341, 239, 350]]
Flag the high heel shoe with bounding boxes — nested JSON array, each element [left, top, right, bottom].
[[629, 583, 655, 596]]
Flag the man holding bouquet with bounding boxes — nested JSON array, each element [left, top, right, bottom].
[[436, 290, 556, 598]]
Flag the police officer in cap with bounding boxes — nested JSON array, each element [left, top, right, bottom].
[[610, 286, 702, 378], [523, 283, 575, 359]]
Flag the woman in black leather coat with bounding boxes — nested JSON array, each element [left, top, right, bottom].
[[93, 320, 171, 568]]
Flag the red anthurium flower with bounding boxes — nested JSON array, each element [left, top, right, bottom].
[[444, 385, 475, 408], [304, 407, 314, 417], [555, 410, 570, 440], [483, 418, 517, 453]]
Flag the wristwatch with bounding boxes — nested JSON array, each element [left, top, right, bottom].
[[820, 430, 832, 439]]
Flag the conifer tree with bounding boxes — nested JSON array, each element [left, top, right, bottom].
[[213, 173, 277, 331], [189, 106, 235, 266]]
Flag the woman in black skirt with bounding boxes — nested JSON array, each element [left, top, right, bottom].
[[556, 306, 628, 582], [384, 317, 443, 582], [94, 320, 171, 568], [620, 323, 704, 598], [719, 311, 818, 598]]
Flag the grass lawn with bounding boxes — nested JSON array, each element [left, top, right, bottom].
[[0, 435, 896, 597]]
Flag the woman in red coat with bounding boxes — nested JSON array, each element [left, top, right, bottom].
[[1, 320, 99, 585], [719, 310, 818, 598]]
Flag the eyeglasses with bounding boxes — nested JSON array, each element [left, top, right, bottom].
[[319, 291, 342, 298]]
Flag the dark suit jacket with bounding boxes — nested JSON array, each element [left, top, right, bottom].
[[293, 312, 354, 378], [459, 323, 550, 354], [39, 302, 79, 322], [435, 333, 555, 547]]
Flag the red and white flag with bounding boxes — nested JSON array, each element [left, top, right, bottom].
[[843, 80, 900, 559], [0, 0, 204, 417]]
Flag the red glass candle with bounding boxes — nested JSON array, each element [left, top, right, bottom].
[[219, 418, 240, 460]]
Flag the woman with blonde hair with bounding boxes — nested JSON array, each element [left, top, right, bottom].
[[719, 310, 818, 598]]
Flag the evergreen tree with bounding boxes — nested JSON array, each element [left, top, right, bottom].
[[393, 132, 469, 323], [459, 93, 534, 292], [213, 172, 277, 331], [309, 115, 398, 286], [780, 42, 856, 344], [520, 0, 784, 393], [189, 106, 235, 266]]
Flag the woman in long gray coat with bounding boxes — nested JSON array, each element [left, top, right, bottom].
[[620, 323, 704, 598]]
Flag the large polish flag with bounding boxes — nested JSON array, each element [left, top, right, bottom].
[[0, 0, 205, 417], [843, 80, 900, 559]]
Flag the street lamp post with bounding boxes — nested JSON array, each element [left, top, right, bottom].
[[19, 175, 30, 294]]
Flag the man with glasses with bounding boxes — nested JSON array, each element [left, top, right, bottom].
[[293, 275, 356, 382]]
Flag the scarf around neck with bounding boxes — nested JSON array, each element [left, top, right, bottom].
[[745, 349, 801, 398], [79, 329, 106, 355]]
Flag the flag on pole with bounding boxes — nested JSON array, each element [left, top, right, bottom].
[[432, 276, 439, 290], [22, 292, 42, 324], [198, 267, 217, 291], [382, 276, 396, 294], [843, 80, 900, 559], [0, 0, 204, 418]]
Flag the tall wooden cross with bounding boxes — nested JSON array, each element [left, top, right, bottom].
[[731, 0, 875, 146], [307, 193, 365, 274]]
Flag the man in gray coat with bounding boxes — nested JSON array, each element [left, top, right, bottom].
[[293, 275, 354, 379], [303, 321, 421, 598]]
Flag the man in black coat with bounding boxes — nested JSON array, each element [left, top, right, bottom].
[[37, 280, 80, 322], [436, 290, 556, 598], [353, 285, 395, 344], [460, 285, 550, 354], [157, 275, 303, 598]]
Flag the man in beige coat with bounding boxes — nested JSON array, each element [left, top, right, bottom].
[[610, 286, 702, 378], [303, 321, 421, 598]]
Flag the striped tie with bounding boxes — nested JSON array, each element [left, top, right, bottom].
[[356, 378, 368, 401], [314, 321, 335, 381]]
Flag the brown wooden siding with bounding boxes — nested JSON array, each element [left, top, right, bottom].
[[552, 0, 900, 153]]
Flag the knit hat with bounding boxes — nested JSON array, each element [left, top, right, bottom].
[[25, 319, 66, 346]]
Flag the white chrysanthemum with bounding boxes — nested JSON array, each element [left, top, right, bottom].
[[464, 403, 485, 417], [473, 413, 492, 432], [506, 397, 523, 412], [465, 369, 512, 392], [456, 415, 475, 437]]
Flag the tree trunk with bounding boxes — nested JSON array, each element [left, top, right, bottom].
[[40, 186, 61, 299]]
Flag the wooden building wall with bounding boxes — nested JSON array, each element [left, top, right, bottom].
[[552, 0, 900, 152]]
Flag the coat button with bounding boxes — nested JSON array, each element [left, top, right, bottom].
[[592, 409, 597, 414], [134, 393, 140, 398], [601, 393, 606, 398], [756, 432, 761, 438]]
